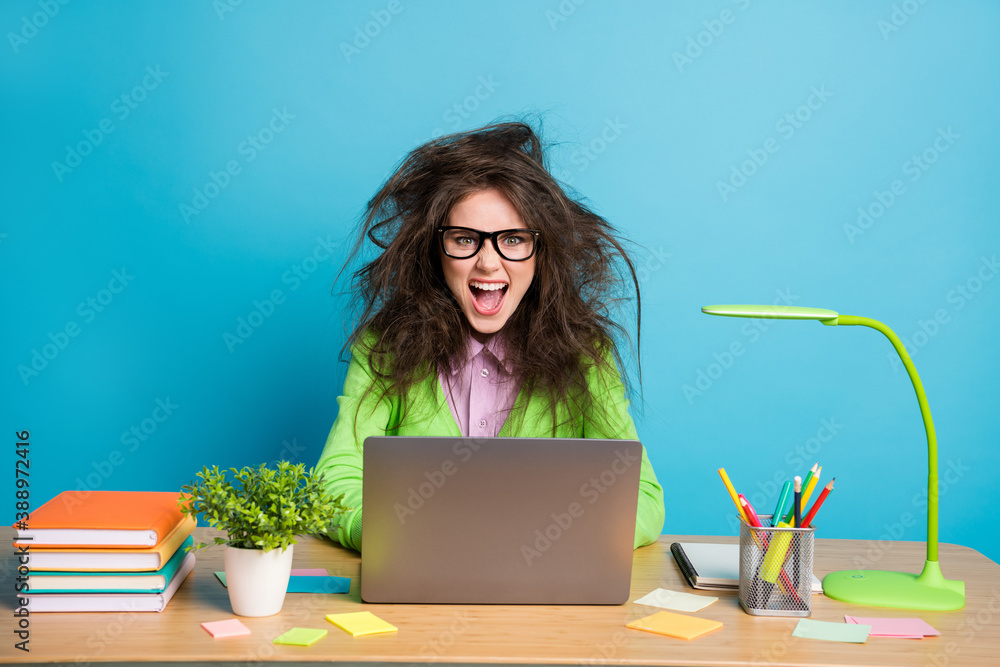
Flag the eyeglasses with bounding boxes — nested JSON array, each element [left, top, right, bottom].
[[437, 226, 540, 261]]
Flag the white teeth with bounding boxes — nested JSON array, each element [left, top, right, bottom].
[[470, 281, 507, 291]]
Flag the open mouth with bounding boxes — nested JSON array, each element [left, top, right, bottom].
[[469, 280, 508, 316]]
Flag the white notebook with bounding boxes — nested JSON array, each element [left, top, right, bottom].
[[671, 542, 822, 593]]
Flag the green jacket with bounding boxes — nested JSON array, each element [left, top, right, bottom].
[[317, 342, 665, 552]]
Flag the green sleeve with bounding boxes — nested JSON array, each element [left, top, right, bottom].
[[315, 342, 394, 552], [583, 355, 666, 549]]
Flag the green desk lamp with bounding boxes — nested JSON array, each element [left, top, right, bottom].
[[701, 304, 965, 611]]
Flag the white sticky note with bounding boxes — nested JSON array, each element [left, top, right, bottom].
[[633, 588, 718, 612]]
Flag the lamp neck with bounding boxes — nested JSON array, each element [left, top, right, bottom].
[[836, 315, 939, 562]]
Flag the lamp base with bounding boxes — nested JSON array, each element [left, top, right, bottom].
[[822, 560, 965, 610]]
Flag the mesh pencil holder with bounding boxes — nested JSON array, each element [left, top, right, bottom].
[[738, 515, 815, 617]]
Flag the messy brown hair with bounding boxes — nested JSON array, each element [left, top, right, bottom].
[[341, 120, 641, 431]]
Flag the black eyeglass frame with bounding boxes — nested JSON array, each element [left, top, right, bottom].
[[437, 226, 541, 262]]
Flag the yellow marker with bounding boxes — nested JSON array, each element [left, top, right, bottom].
[[801, 466, 822, 513], [718, 468, 747, 522], [760, 530, 794, 585]]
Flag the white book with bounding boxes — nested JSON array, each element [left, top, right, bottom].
[[17, 528, 160, 547], [671, 542, 823, 593], [22, 553, 195, 612]]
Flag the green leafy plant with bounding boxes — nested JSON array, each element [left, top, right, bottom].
[[178, 461, 348, 552]]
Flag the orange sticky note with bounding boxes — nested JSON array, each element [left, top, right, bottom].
[[626, 611, 723, 640]]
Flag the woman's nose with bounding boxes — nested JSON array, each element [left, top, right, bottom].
[[476, 241, 502, 270]]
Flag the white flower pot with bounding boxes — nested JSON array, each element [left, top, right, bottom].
[[224, 544, 293, 617]]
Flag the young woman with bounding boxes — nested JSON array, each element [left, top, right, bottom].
[[317, 121, 664, 552]]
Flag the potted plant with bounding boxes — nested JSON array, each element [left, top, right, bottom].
[[179, 461, 347, 617]]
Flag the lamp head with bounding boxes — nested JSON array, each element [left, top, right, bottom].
[[702, 304, 840, 325]]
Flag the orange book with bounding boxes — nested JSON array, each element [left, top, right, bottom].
[[15, 491, 188, 548]]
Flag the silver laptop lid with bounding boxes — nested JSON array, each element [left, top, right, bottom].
[[361, 436, 641, 604]]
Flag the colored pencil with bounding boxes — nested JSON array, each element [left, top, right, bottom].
[[783, 462, 817, 524], [801, 466, 822, 511], [793, 476, 802, 528], [739, 495, 763, 528], [718, 468, 748, 522], [801, 478, 835, 528]]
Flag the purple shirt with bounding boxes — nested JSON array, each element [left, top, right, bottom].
[[438, 336, 519, 437]]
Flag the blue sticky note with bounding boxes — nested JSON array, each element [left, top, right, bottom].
[[287, 575, 351, 594]]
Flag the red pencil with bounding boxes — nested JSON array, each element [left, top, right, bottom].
[[739, 495, 764, 528], [801, 478, 835, 528]]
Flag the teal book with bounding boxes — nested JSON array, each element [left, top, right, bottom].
[[28, 536, 193, 593]]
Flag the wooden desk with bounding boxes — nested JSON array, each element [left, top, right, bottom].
[[3, 529, 998, 666]]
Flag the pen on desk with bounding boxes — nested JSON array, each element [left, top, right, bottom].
[[718, 468, 748, 522], [771, 481, 793, 527], [793, 476, 802, 528], [801, 478, 835, 528], [783, 462, 817, 524], [801, 466, 822, 512]]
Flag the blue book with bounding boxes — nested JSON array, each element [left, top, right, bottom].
[[29, 537, 193, 593]]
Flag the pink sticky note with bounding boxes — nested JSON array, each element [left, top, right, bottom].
[[290, 568, 328, 576], [845, 616, 940, 638], [202, 619, 252, 638]]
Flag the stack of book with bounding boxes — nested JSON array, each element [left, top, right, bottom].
[[15, 491, 197, 612]]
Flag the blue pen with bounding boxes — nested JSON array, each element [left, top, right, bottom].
[[770, 481, 793, 527]]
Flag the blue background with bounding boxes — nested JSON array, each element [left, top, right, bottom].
[[3, 1, 998, 567]]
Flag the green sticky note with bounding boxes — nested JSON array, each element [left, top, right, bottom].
[[793, 619, 870, 643], [273, 627, 328, 646], [215, 572, 227, 587]]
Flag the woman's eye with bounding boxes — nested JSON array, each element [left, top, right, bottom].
[[456, 236, 475, 246], [502, 234, 524, 245]]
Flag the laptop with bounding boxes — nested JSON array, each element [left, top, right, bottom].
[[360, 436, 642, 604]]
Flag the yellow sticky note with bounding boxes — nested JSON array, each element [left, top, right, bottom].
[[626, 611, 722, 640], [325, 611, 397, 637], [273, 627, 327, 646]]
